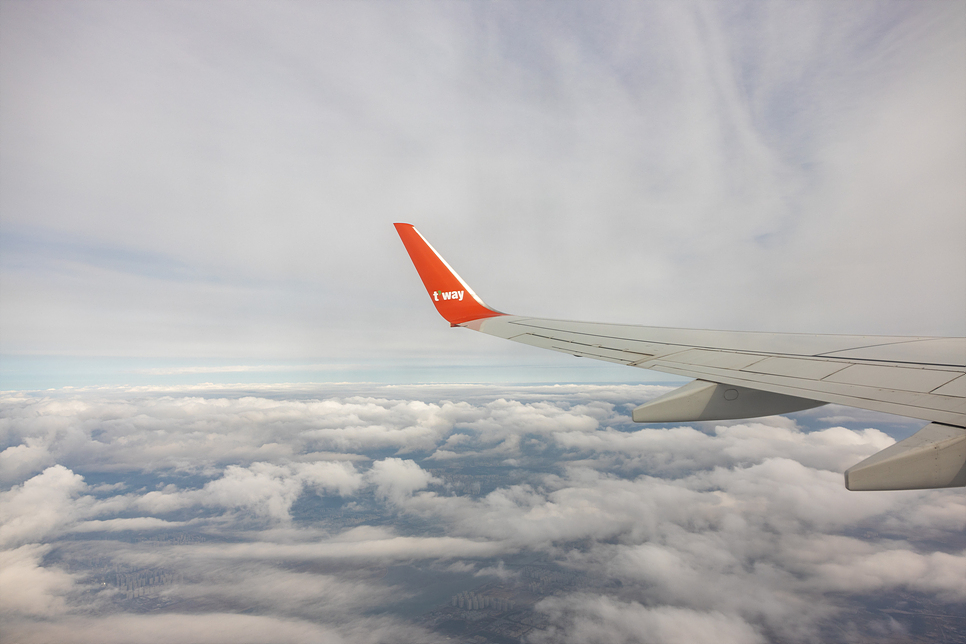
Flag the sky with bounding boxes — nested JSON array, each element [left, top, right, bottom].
[[1, 2, 965, 643], [1, 0, 964, 388]]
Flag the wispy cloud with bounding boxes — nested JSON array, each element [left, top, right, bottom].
[[1, 1, 962, 365]]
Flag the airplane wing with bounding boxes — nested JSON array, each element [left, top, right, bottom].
[[393, 223, 966, 491]]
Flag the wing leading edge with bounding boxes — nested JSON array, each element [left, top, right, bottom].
[[393, 223, 966, 490]]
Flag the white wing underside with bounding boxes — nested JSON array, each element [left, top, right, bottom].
[[468, 316, 966, 427]]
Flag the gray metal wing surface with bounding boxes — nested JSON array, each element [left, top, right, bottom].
[[468, 316, 966, 427]]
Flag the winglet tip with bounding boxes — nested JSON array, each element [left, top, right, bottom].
[[393, 223, 506, 325]]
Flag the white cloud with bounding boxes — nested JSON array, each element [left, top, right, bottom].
[[808, 548, 966, 601], [182, 528, 511, 564], [0, 544, 76, 617], [199, 462, 341, 522], [554, 421, 898, 477], [70, 517, 189, 533], [531, 596, 766, 644], [0, 383, 962, 643], [168, 562, 404, 622], [0, 465, 87, 547], [368, 458, 440, 504], [136, 460, 364, 523], [0, 438, 53, 485]]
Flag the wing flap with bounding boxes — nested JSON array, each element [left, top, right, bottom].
[[822, 364, 961, 393], [741, 357, 850, 380], [657, 348, 767, 370]]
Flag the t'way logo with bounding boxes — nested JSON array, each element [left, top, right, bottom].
[[433, 290, 465, 302]]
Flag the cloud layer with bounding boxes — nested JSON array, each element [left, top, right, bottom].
[[1, 383, 962, 643]]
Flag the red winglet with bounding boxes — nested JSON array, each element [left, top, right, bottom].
[[394, 223, 505, 325]]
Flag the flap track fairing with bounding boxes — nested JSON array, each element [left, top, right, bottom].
[[844, 422, 966, 491], [633, 379, 825, 423]]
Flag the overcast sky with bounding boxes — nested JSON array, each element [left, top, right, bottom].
[[1, 0, 964, 387]]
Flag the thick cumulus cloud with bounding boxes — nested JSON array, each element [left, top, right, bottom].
[[368, 458, 440, 504], [0, 383, 963, 643], [0, 465, 88, 547], [139, 460, 364, 522], [0, 544, 77, 617]]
